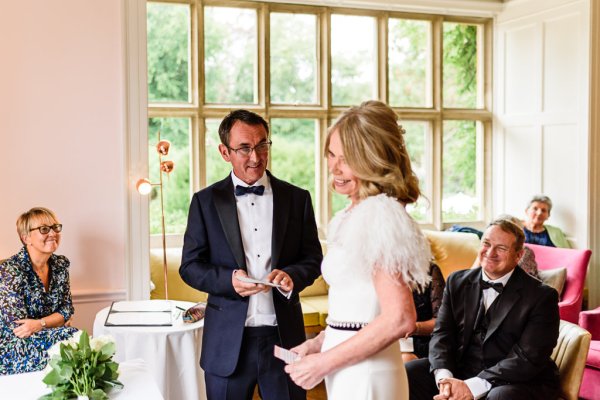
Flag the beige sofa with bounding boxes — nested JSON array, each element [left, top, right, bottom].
[[149, 230, 481, 332]]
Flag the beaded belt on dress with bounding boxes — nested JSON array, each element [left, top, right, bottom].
[[327, 318, 368, 331]]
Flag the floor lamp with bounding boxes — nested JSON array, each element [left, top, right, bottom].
[[136, 132, 175, 300]]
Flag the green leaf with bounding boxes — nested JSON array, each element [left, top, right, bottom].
[[99, 342, 115, 360], [90, 388, 109, 400], [79, 330, 92, 357], [58, 364, 73, 380], [102, 379, 123, 389], [42, 369, 62, 386], [94, 363, 106, 378]]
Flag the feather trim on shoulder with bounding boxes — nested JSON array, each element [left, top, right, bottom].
[[339, 194, 432, 289]]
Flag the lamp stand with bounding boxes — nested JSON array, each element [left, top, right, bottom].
[[158, 132, 169, 300]]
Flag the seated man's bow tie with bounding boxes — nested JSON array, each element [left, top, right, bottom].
[[480, 279, 504, 294], [235, 185, 265, 196]]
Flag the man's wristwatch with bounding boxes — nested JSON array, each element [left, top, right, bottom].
[[40, 318, 47, 329]]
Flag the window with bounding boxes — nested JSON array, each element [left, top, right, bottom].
[[147, 1, 492, 239]]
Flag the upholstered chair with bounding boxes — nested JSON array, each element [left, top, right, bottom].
[[578, 308, 600, 400], [551, 320, 591, 400], [526, 244, 592, 323]]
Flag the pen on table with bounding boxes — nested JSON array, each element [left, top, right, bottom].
[[176, 306, 186, 311]]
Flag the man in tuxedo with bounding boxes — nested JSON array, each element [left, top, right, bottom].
[[406, 218, 560, 400], [180, 110, 322, 400]]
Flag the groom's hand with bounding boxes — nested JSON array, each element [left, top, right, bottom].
[[232, 269, 267, 297], [435, 378, 474, 400]]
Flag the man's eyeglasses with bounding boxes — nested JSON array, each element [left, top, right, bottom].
[[228, 141, 272, 157], [29, 224, 63, 234]]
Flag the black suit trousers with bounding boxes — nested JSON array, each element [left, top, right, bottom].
[[405, 358, 560, 400], [204, 327, 305, 400]]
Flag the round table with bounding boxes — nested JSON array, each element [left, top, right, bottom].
[[0, 359, 163, 400], [93, 300, 205, 400]]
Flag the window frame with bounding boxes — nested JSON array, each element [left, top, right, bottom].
[[147, 0, 493, 248]]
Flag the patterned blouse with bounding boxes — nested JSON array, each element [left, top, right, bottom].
[[412, 263, 446, 358], [0, 246, 78, 375]]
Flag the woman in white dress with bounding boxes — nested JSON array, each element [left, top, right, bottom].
[[285, 100, 431, 399]]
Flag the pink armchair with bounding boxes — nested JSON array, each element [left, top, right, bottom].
[[525, 244, 591, 324], [578, 308, 600, 400]]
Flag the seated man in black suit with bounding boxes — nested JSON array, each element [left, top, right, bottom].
[[406, 218, 560, 400]]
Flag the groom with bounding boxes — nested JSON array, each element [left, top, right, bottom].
[[406, 218, 560, 400], [179, 109, 322, 400]]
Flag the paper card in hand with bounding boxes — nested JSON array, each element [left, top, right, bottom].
[[182, 302, 206, 324], [274, 345, 300, 364]]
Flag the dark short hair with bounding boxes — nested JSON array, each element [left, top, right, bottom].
[[486, 218, 525, 252], [218, 110, 269, 147], [527, 194, 553, 212]]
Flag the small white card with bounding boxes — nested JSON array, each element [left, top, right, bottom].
[[274, 345, 300, 364], [236, 275, 281, 288], [399, 337, 414, 353]]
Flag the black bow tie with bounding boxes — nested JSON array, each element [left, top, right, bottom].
[[235, 185, 265, 196], [481, 279, 504, 294]]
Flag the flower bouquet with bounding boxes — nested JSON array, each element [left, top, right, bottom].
[[40, 330, 123, 400]]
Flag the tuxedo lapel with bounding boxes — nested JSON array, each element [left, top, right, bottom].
[[269, 174, 290, 268], [484, 269, 523, 342], [213, 177, 246, 269], [462, 272, 482, 350]]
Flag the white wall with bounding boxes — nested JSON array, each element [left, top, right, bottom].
[[494, 0, 590, 249], [0, 1, 127, 332]]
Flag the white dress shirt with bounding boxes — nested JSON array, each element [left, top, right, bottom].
[[434, 269, 515, 399], [231, 172, 277, 327]]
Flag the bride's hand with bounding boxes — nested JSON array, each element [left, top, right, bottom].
[[284, 353, 326, 390], [290, 331, 325, 356]]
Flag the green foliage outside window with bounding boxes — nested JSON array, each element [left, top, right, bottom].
[[403, 122, 428, 222], [204, 7, 256, 104], [146, 2, 484, 233], [270, 119, 316, 208], [148, 118, 191, 235], [389, 19, 430, 107], [147, 3, 189, 102], [442, 120, 478, 221], [205, 119, 232, 186], [443, 23, 478, 108], [331, 14, 377, 106], [270, 13, 317, 104]]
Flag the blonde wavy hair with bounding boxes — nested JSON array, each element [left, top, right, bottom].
[[325, 100, 421, 204]]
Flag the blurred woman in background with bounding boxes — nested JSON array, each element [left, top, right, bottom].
[[523, 195, 570, 248]]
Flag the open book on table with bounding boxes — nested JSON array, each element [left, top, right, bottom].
[[104, 300, 173, 327]]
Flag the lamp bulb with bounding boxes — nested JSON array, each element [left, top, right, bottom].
[[136, 178, 153, 195]]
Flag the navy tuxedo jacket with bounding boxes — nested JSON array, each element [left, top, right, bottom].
[[429, 266, 560, 387], [179, 172, 323, 377]]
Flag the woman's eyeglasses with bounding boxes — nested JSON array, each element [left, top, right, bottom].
[[29, 224, 63, 234]]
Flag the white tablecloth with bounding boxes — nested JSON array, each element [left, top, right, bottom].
[[93, 300, 205, 400], [0, 359, 163, 399]]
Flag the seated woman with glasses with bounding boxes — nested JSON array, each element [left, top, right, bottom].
[[0, 207, 78, 375]]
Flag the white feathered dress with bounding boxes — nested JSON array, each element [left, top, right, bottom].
[[321, 194, 432, 400]]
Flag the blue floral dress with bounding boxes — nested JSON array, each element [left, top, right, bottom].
[[0, 246, 78, 375]]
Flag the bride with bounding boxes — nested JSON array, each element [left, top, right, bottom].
[[285, 100, 431, 399]]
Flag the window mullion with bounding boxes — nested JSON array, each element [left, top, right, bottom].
[[432, 16, 443, 229], [377, 13, 388, 103], [320, 8, 331, 223]]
